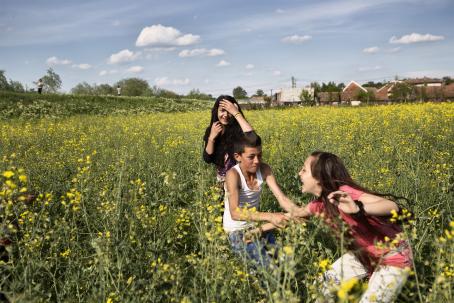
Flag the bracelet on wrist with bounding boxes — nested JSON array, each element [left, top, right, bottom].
[[234, 112, 242, 119]]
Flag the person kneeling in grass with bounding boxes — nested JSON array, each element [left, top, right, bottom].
[[223, 134, 300, 269], [288, 151, 412, 302]]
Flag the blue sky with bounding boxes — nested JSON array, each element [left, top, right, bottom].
[[1, 0, 453, 95]]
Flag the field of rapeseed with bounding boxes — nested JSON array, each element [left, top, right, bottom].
[[1, 102, 453, 302]]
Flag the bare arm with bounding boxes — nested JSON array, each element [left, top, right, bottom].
[[204, 122, 223, 156], [225, 169, 288, 227], [328, 191, 399, 216], [262, 164, 311, 218]]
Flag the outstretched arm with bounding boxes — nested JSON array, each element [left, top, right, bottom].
[[225, 169, 289, 228], [262, 164, 311, 218]]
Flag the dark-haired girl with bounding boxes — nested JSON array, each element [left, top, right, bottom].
[[203, 95, 257, 183], [291, 151, 412, 302]]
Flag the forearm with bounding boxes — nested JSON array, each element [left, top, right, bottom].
[[204, 138, 216, 155], [234, 114, 253, 132], [231, 208, 273, 222], [362, 199, 399, 216]]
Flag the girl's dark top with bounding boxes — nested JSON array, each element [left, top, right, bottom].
[[203, 128, 257, 179]]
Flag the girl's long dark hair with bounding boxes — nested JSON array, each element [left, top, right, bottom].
[[203, 95, 246, 167], [310, 151, 411, 270], [310, 151, 409, 219]]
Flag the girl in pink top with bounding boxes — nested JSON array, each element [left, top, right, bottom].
[[293, 151, 412, 302]]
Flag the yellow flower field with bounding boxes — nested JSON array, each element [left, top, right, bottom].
[[1, 102, 453, 302]]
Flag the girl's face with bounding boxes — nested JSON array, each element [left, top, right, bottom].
[[298, 156, 322, 196], [235, 146, 262, 174], [217, 106, 231, 125]]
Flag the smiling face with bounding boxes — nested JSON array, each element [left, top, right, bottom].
[[217, 106, 231, 125], [298, 156, 322, 196], [235, 146, 262, 174]]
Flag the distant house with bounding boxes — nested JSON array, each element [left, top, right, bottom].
[[443, 83, 454, 100], [404, 77, 442, 87], [317, 92, 340, 105], [341, 81, 368, 102], [274, 87, 314, 105], [248, 96, 267, 104], [375, 83, 395, 101]]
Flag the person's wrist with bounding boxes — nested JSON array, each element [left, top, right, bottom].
[[351, 200, 365, 216], [233, 112, 242, 119], [208, 136, 216, 142]]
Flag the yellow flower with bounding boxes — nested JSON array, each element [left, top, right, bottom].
[[2, 171, 14, 178], [19, 175, 27, 182], [283, 245, 294, 256], [319, 259, 330, 271], [337, 277, 358, 301]]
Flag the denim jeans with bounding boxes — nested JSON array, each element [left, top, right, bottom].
[[228, 230, 276, 270]]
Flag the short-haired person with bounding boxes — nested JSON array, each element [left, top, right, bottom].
[[223, 135, 300, 269]]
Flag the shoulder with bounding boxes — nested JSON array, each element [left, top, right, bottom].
[[339, 185, 365, 200], [226, 166, 240, 180]]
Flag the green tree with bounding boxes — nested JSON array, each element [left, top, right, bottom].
[[8, 80, 25, 92], [391, 82, 414, 102], [310, 82, 321, 95], [442, 76, 453, 85], [255, 89, 264, 97], [115, 78, 150, 96], [95, 84, 114, 95], [356, 90, 375, 104], [41, 68, 62, 93], [0, 70, 10, 91], [232, 86, 247, 99], [71, 82, 95, 95], [300, 89, 315, 106]]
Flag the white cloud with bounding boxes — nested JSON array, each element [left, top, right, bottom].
[[72, 63, 92, 70], [363, 46, 379, 54], [273, 70, 281, 76], [389, 33, 444, 44], [358, 65, 382, 72], [245, 64, 255, 70], [127, 66, 144, 73], [155, 77, 190, 86], [281, 35, 312, 44], [217, 60, 231, 67], [385, 47, 401, 53], [99, 70, 118, 76], [145, 47, 177, 52], [276, 9, 285, 14], [178, 48, 225, 57], [136, 24, 200, 47], [46, 56, 72, 66], [108, 49, 140, 64]]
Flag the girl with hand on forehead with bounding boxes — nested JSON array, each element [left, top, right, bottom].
[[203, 95, 258, 184]]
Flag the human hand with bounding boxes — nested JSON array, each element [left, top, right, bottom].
[[268, 212, 289, 228], [219, 99, 240, 116], [209, 122, 223, 140], [327, 191, 360, 214]]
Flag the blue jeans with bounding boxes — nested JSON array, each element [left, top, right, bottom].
[[228, 230, 277, 270]]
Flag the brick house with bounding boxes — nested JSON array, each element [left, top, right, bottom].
[[341, 81, 368, 102]]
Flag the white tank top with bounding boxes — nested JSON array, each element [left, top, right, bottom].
[[223, 164, 264, 232]]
